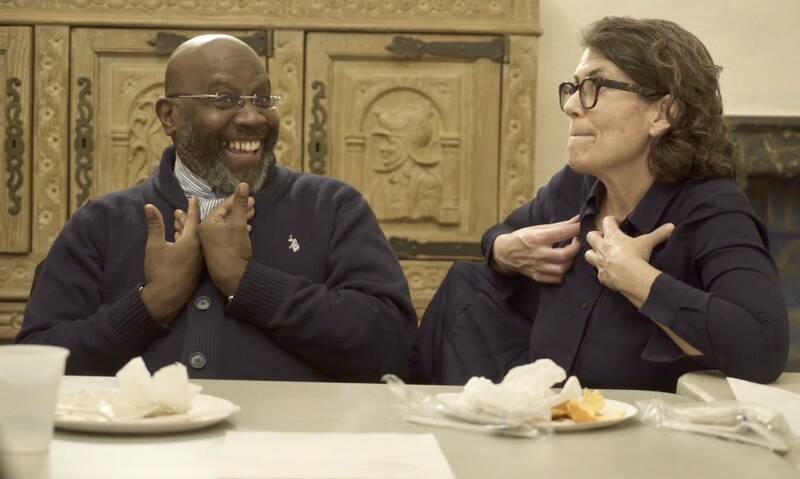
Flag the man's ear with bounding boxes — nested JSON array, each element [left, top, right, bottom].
[[155, 97, 179, 137], [648, 94, 675, 138]]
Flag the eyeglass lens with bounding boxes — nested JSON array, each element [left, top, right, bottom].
[[212, 94, 279, 110], [559, 78, 598, 111]]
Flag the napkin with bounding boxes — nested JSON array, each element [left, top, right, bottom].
[[458, 358, 581, 419], [728, 377, 800, 437], [216, 431, 455, 479], [112, 357, 202, 418]]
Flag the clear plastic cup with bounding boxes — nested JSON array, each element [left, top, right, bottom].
[[0, 345, 69, 452]]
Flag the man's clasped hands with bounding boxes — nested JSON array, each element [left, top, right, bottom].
[[140, 183, 255, 325]]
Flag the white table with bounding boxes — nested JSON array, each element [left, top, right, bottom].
[[677, 370, 800, 401], [2, 375, 797, 479]]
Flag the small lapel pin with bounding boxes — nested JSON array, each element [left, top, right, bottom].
[[288, 234, 300, 252]]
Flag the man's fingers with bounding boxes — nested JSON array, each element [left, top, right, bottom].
[[184, 196, 201, 231], [144, 204, 165, 246], [208, 195, 234, 223], [174, 209, 186, 230], [174, 210, 186, 240], [246, 196, 256, 221], [207, 193, 255, 224], [645, 223, 675, 248], [228, 183, 250, 224]]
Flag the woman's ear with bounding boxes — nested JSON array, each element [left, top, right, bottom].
[[155, 97, 179, 137], [649, 94, 674, 138]]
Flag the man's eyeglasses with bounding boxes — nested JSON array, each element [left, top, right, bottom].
[[558, 77, 663, 111], [166, 93, 283, 110]]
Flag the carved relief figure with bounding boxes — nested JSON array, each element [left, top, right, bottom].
[[366, 102, 442, 221], [128, 86, 171, 185]]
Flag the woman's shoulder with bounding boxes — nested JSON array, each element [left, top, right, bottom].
[[680, 177, 750, 207], [674, 177, 759, 222]]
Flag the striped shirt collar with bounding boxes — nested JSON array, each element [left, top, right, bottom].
[[173, 153, 226, 219]]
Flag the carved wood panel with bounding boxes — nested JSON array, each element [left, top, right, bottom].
[[0, 1, 540, 35], [32, 26, 71, 258], [0, 26, 32, 253], [269, 30, 304, 172], [0, 302, 25, 339], [306, 32, 503, 311], [499, 35, 537, 219], [0, 27, 69, 336], [305, 32, 500, 245], [401, 260, 452, 319], [69, 27, 303, 213]]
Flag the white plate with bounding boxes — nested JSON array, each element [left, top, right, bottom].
[[435, 392, 637, 432], [55, 391, 240, 434]]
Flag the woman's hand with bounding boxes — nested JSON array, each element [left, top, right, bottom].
[[491, 215, 581, 283], [584, 216, 674, 307]]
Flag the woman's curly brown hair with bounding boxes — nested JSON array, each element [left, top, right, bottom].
[[582, 17, 739, 182]]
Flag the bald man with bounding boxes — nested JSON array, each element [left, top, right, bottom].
[[17, 35, 417, 382]]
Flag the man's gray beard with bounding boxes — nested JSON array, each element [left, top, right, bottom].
[[174, 123, 272, 196]]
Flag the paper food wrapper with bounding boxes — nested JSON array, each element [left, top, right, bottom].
[[458, 359, 582, 420], [112, 357, 202, 419], [58, 357, 203, 421]]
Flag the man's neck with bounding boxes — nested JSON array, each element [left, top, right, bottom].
[[173, 153, 221, 199]]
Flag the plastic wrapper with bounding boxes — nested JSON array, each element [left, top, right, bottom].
[[382, 374, 540, 438], [458, 360, 581, 420], [638, 399, 795, 454]]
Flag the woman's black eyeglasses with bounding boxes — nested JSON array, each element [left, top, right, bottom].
[[558, 77, 663, 111]]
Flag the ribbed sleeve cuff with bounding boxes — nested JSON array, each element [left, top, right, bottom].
[[226, 260, 289, 328], [107, 286, 170, 354]]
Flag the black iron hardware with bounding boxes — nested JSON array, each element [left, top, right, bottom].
[[389, 237, 482, 259], [5, 77, 23, 215], [307, 80, 327, 175], [74, 77, 94, 208], [147, 31, 273, 57], [386, 35, 506, 63]]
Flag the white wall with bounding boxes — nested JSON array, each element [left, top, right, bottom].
[[534, 0, 800, 190]]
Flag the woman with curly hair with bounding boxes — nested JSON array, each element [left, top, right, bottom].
[[411, 17, 788, 391]]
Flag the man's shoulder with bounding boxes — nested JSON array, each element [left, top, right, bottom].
[[71, 179, 153, 221], [275, 166, 362, 203]]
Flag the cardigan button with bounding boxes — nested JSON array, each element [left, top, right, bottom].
[[581, 301, 590, 310], [193, 295, 212, 311], [189, 352, 207, 369]]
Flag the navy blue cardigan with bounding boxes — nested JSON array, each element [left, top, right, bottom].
[[18, 148, 417, 382]]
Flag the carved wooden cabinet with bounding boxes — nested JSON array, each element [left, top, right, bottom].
[[0, 0, 539, 338], [0, 25, 38, 338]]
